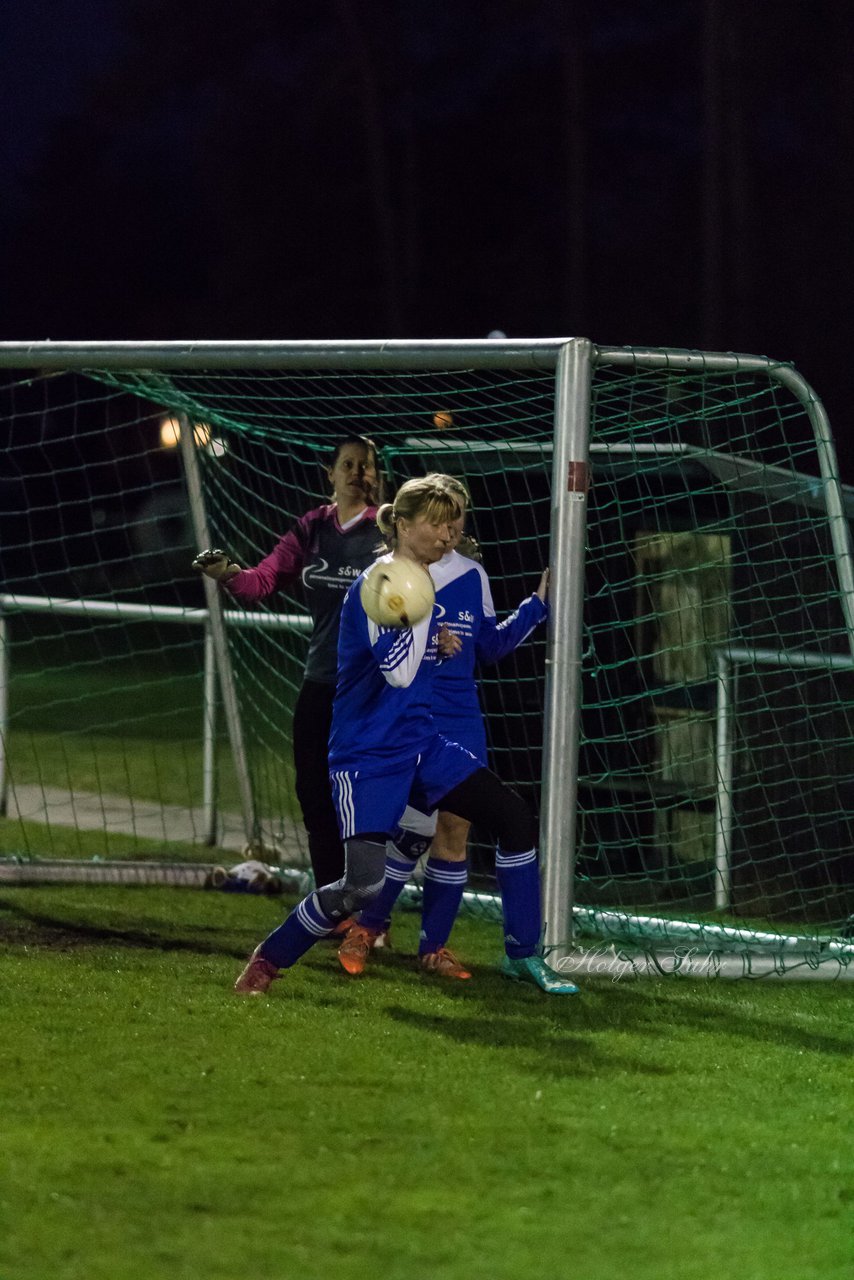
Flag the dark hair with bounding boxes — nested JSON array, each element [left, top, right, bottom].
[[328, 434, 384, 505]]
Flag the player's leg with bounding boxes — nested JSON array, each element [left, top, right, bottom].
[[426, 751, 579, 995], [292, 680, 346, 888], [413, 720, 485, 975], [235, 768, 409, 994], [235, 833, 389, 994], [355, 805, 436, 941], [342, 805, 472, 978], [416, 811, 471, 976]]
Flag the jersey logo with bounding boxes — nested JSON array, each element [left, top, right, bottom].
[[458, 609, 474, 622], [302, 556, 328, 588], [303, 557, 357, 590]]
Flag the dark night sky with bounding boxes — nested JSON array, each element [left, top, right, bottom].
[[1, 0, 853, 476]]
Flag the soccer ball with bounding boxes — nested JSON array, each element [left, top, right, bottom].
[[360, 557, 435, 628]]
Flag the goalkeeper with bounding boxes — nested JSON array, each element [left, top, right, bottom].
[[233, 475, 579, 997], [337, 473, 549, 979], [192, 435, 382, 891]]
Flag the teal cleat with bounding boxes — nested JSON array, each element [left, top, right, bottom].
[[500, 954, 580, 995]]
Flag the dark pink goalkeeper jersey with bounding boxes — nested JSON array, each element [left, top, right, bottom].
[[224, 503, 380, 685]]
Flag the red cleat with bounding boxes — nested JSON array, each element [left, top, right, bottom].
[[234, 949, 279, 996]]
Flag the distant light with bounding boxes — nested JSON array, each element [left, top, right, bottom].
[[208, 437, 228, 458], [160, 415, 181, 448], [159, 416, 214, 449], [433, 410, 455, 430]]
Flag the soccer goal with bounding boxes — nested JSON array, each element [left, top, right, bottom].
[[1, 338, 853, 980]]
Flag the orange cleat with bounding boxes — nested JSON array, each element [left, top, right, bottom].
[[234, 949, 279, 996], [337, 923, 382, 976], [419, 947, 472, 980]]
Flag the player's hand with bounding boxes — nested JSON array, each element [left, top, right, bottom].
[[192, 548, 241, 582], [437, 624, 462, 658], [536, 568, 550, 601]]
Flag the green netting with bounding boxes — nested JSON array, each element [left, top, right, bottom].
[[94, 364, 557, 877], [2, 348, 854, 974], [578, 359, 854, 954], [0, 370, 230, 863]]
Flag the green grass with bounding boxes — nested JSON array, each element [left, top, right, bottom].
[[1, 886, 852, 1280], [0, 817, 228, 863], [6, 640, 300, 819]]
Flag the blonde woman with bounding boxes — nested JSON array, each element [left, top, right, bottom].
[[339, 474, 550, 981]]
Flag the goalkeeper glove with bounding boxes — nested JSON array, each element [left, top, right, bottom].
[[191, 548, 241, 582]]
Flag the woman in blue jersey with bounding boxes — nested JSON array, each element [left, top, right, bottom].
[[192, 435, 381, 891], [338, 473, 549, 979], [234, 474, 578, 997]]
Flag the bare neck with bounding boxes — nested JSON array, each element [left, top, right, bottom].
[[334, 496, 367, 524]]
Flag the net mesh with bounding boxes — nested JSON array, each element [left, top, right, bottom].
[[2, 351, 853, 960], [579, 359, 854, 940]]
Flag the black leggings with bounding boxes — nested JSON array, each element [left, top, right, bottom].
[[432, 767, 537, 853], [292, 680, 346, 885]]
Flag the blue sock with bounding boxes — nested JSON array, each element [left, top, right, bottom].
[[258, 892, 336, 969], [358, 848, 418, 932], [495, 848, 541, 958], [419, 857, 468, 955]]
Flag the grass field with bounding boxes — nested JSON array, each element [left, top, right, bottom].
[[1, 884, 852, 1280], [5, 624, 302, 833]]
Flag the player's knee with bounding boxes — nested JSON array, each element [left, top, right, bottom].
[[316, 836, 388, 917], [317, 876, 384, 918], [433, 811, 470, 861], [391, 827, 431, 863], [343, 879, 385, 913]]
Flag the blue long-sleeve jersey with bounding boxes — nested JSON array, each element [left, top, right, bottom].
[[329, 553, 441, 774], [329, 550, 547, 777], [430, 550, 548, 737]]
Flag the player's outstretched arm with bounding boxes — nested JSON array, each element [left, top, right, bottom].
[[476, 568, 550, 665], [191, 548, 242, 583]]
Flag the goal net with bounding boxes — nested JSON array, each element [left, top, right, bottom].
[[1, 340, 853, 979]]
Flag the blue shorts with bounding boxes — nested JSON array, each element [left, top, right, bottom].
[[432, 716, 487, 770], [330, 733, 481, 841]]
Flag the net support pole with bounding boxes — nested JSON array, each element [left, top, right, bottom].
[[202, 624, 217, 845], [0, 610, 8, 817], [179, 416, 258, 847], [713, 650, 734, 911], [540, 337, 592, 957], [774, 366, 854, 665]]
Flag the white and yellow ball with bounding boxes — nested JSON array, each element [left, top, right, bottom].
[[360, 558, 435, 628]]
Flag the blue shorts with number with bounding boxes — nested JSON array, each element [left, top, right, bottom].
[[330, 733, 481, 841]]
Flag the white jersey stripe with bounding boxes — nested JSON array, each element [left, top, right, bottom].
[[332, 770, 356, 840]]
